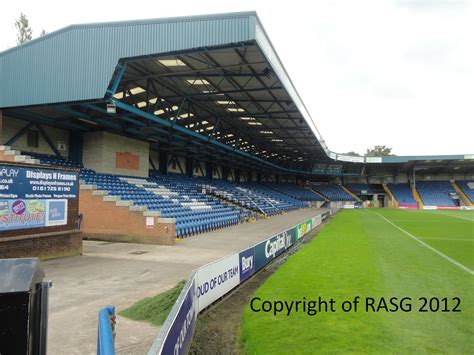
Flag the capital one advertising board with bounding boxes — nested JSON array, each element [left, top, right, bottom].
[[254, 228, 295, 271], [196, 254, 240, 311]]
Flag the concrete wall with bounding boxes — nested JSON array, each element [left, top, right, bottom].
[[213, 165, 222, 179], [3, 116, 70, 158], [168, 156, 185, 174], [415, 173, 474, 181], [194, 161, 205, 177], [82, 131, 149, 177], [149, 150, 159, 171]]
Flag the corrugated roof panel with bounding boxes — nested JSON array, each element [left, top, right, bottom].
[[0, 12, 254, 108]]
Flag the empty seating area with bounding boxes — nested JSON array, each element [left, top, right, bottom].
[[311, 184, 356, 201], [456, 181, 474, 203], [26, 153, 82, 168], [81, 170, 244, 238], [197, 178, 307, 216], [387, 183, 417, 206], [416, 181, 457, 207], [265, 183, 324, 201]]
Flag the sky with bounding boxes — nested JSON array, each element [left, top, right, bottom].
[[1, 0, 473, 156]]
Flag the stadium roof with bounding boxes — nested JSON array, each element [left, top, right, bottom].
[[0, 12, 472, 175]]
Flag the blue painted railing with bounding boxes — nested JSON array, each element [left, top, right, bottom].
[[97, 305, 116, 355]]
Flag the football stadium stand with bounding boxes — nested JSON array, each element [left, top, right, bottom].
[[386, 183, 417, 206], [455, 181, 474, 204], [81, 170, 244, 238], [194, 178, 308, 215], [415, 181, 457, 207], [311, 184, 356, 201], [265, 183, 324, 201]]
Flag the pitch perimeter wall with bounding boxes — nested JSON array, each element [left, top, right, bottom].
[[147, 206, 340, 355]]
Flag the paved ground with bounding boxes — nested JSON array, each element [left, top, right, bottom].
[[44, 207, 326, 354]]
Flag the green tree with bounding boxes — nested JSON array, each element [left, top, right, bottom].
[[15, 13, 33, 45], [39, 29, 47, 37], [365, 145, 393, 157], [343, 151, 361, 157]]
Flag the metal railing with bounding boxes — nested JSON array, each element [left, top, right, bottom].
[[97, 305, 116, 355]]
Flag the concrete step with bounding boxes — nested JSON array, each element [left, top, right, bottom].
[[102, 195, 120, 202], [14, 155, 27, 162], [129, 205, 147, 212], [92, 190, 108, 196], [26, 159, 41, 164], [116, 200, 132, 207], [80, 184, 97, 190], [143, 211, 160, 217], [158, 217, 176, 224], [3, 150, 19, 156], [0, 145, 11, 151]]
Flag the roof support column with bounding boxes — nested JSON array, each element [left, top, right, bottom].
[[0, 110, 2, 145], [186, 157, 194, 178], [35, 123, 62, 159], [222, 166, 229, 181], [159, 150, 168, 175], [206, 162, 213, 180], [235, 169, 241, 183], [69, 131, 83, 166], [4, 121, 34, 146]]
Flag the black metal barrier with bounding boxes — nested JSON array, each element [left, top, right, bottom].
[[0, 258, 51, 355]]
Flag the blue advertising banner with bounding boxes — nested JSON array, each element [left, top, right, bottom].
[[239, 247, 255, 282], [46, 199, 68, 226], [254, 228, 295, 271], [0, 165, 78, 199], [160, 278, 197, 355]]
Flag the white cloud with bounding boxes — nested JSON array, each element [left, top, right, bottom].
[[0, 0, 472, 156]]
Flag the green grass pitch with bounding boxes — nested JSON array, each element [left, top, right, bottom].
[[241, 209, 473, 353]]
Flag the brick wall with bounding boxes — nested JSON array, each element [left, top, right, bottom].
[[0, 231, 82, 260], [79, 189, 175, 245], [0, 162, 81, 260]]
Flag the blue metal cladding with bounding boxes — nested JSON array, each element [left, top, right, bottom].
[[0, 12, 256, 108]]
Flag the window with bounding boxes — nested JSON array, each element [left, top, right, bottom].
[[27, 129, 39, 148]]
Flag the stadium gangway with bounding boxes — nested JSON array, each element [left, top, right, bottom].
[[245, 195, 267, 216], [97, 305, 116, 355], [263, 196, 277, 209]]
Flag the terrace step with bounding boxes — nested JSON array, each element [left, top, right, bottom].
[[452, 181, 474, 206], [143, 211, 161, 217], [92, 190, 108, 196], [103, 195, 120, 202], [80, 184, 97, 190], [116, 200, 133, 207], [13, 155, 27, 162], [3, 149, 20, 156], [129, 205, 147, 212]]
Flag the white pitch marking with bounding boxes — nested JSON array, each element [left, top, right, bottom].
[[418, 237, 473, 241], [436, 213, 474, 222], [375, 212, 474, 276]]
